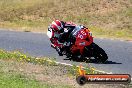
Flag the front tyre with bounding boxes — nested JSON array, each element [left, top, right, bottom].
[[93, 43, 108, 63]]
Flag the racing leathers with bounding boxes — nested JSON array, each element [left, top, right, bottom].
[[47, 22, 76, 56]]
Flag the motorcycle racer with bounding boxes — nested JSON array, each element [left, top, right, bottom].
[[47, 20, 108, 63], [47, 20, 76, 55], [47, 20, 91, 57]]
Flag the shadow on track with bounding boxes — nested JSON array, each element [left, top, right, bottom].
[[63, 58, 122, 64], [103, 61, 122, 64]]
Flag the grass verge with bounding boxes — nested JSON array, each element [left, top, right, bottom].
[[0, 72, 72, 88], [0, 50, 75, 88], [0, 49, 131, 88], [0, 49, 102, 88]]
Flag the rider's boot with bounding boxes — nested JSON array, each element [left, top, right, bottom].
[[56, 47, 63, 56]]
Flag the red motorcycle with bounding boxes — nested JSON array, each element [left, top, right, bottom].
[[48, 25, 108, 63]]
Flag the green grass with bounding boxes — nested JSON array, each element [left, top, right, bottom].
[[0, 49, 74, 88], [0, 49, 102, 74], [89, 26, 132, 40], [0, 72, 72, 88], [0, 49, 131, 87], [0, 0, 131, 39], [0, 49, 57, 66], [0, 49, 103, 87], [0, 69, 72, 88]]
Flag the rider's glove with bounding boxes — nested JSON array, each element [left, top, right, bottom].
[[63, 42, 70, 47]]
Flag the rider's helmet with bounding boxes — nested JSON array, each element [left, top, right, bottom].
[[51, 20, 64, 33]]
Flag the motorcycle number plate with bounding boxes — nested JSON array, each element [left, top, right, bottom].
[[77, 30, 87, 39]]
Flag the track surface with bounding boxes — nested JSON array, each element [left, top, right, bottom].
[[0, 30, 132, 75]]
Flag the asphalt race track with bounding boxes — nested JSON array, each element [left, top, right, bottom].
[[0, 30, 132, 75]]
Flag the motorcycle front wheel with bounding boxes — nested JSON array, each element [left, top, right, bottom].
[[92, 43, 108, 63], [84, 43, 108, 63]]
